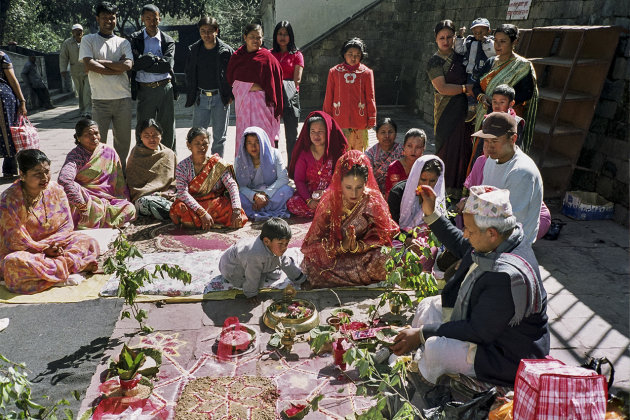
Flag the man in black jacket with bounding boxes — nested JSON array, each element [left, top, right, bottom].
[[184, 16, 234, 157], [130, 4, 176, 150], [392, 185, 549, 387]]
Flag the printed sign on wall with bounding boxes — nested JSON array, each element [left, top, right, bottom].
[[507, 0, 532, 20]]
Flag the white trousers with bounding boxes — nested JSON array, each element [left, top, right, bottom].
[[412, 295, 477, 384]]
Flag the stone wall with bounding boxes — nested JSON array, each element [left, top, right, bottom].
[[300, 0, 629, 225], [300, 0, 419, 109]]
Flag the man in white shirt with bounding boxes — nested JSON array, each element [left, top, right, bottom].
[[476, 112, 543, 244], [130, 4, 176, 150], [79, 1, 133, 168], [59, 24, 91, 118]]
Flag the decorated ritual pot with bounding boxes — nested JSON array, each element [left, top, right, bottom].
[[263, 285, 319, 333]]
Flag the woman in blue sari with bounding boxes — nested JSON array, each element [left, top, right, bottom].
[[234, 126, 294, 221]]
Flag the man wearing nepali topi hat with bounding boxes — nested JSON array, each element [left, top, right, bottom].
[[392, 184, 549, 392]]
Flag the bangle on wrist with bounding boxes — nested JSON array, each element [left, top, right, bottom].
[[461, 85, 466, 94], [477, 93, 484, 102]]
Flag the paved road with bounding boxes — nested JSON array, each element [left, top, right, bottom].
[[1, 97, 628, 417]]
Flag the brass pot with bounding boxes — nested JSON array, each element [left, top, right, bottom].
[[263, 299, 320, 334]]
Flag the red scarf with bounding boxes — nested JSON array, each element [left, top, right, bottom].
[[227, 46, 284, 118], [288, 111, 349, 179]]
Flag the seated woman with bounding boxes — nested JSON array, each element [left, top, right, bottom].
[[286, 111, 348, 218], [170, 127, 247, 229], [58, 119, 136, 229], [0, 150, 99, 294], [365, 117, 402, 194], [301, 150, 399, 287], [387, 155, 445, 272], [384, 128, 427, 198], [126, 119, 177, 220], [234, 126, 294, 221]]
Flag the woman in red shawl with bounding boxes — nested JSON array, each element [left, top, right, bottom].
[[301, 150, 399, 287], [227, 23, 283, 155], [286, 111, 348, 218]]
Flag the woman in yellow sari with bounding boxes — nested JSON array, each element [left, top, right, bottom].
[[470, 23, 538, 167], [169, 127, 247, 229]]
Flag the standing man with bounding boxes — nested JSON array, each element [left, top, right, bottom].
[[59, 24, 92, 118], [21, 56, 54, 110], [184, 16, 234, 157], [79, 1, 133, 167], [130, 4, 176, 150], [476, 112, 543, 244]]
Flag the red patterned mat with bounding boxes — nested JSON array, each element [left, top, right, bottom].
[[123, 217, 312, 254], [82, 331, 374, 419]]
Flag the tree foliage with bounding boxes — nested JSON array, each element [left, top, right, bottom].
[[2, 0, 65, 52]]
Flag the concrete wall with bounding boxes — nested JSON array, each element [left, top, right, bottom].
[[261, 0, 376, 47], [299, 0, 420, 109]]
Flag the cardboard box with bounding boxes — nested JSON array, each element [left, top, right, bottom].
[[561, 191, 614, 221]]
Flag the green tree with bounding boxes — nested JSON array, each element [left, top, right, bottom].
[[3, 0, 65, 52]]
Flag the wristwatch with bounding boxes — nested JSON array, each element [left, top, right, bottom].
[[311, 191, 322, 200]]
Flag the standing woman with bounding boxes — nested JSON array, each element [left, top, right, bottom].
[[427, 20, 473, 194], [470, 23, 537, 163], [0, 51, 27, 178], [227, 23, 283, 155], [323, 38, 376, 151], [271, 21, 304, 164]]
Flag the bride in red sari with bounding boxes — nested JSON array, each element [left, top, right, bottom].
[[301, 150, 399, 287]]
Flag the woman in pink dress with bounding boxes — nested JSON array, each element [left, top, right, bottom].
[[384, 128, 427, 198], [270, 21, 304, 162], [286, 111, 348, 218], [227, 23, 283, 154]]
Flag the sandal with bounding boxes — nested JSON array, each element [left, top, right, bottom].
[[543, 218, 566, 240]]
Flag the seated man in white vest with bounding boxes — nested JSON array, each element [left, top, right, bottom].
[[392, 185, 549, 388], [477, 112, 543, 244]]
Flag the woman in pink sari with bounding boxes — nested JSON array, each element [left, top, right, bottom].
[[0, 150, 99, 294], [58, 119, 136, 229], [287, 111, 348, 218], [227, 23, 283, 153]]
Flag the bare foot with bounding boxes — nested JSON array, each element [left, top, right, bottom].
[[84, 261, 98, 273]]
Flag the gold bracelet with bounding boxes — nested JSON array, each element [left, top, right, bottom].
[[338, 243, 347, 253], [477, 93, 484, 102], [461, 85, 466, 94], [349, 242, 360, 253]]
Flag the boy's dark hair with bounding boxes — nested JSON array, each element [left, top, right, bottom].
[[96, 1, 117, 16], [260, 217, 292, 241], [492, 84, 515, 102], [142, 4, 160, 15], [198, 16, 218, 31]]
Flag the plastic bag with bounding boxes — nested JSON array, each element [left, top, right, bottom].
[[10, 116, 40, 151]]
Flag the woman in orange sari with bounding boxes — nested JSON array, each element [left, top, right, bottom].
[[301, 150, 399, 287], [169, 127, 247, 229]]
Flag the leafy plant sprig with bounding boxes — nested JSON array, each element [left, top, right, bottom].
[[0, 353, 79, 419], [103, 232, 191, 333], [369, 229, 439, 322]]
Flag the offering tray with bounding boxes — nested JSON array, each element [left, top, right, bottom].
[[263, 285, 319, 333]]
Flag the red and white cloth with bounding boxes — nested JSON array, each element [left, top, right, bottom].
[[513, 358, 608, 420]]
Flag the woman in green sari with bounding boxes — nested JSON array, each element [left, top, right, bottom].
[[470, 24, 538, 167]]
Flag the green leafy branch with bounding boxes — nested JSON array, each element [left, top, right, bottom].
[[341, 348, 422, 420], [103, 232, 191, 333], [0, 353, 79, 419]]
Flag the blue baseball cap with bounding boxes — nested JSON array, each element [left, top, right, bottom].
[[470, 18, 490, 29]]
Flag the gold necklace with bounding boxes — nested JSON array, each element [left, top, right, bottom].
[[23, 187, 50, 228]]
